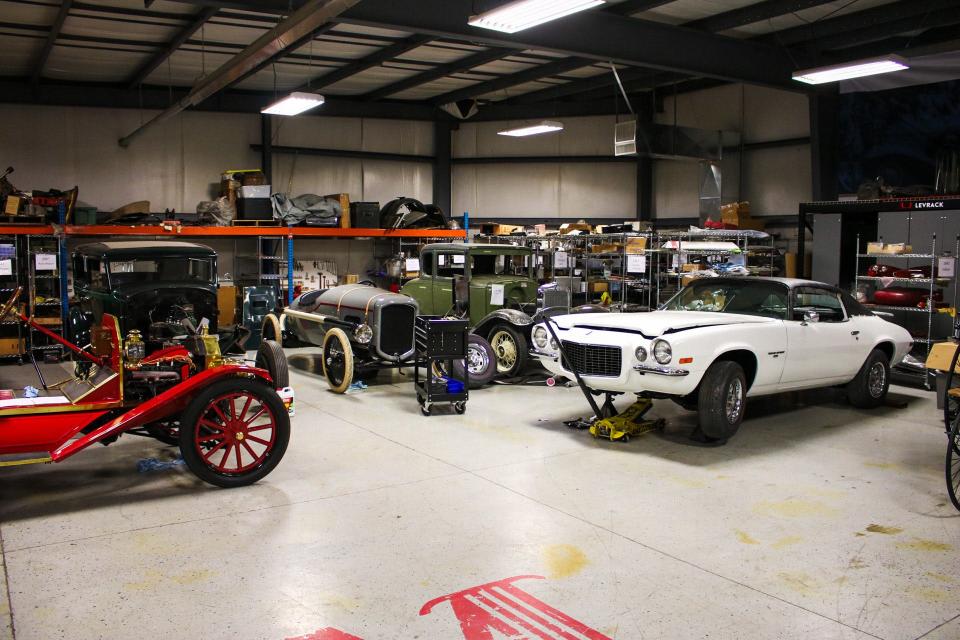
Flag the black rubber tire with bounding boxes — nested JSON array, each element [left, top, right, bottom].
[[178, 378, 290, 488], [255, 339, 289, 388], [947, 415, 960, 511], [453, 334, 496, 389], [697, 360, 747, 441], [487, 324, 529, 377], [454, 401, 466, 415], [846, 349, 890, 409], [322, 328, 354, 393]]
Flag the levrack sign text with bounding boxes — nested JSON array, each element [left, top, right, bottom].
[[899, 201, 946, 210]]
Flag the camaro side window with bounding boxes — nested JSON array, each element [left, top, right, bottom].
[[793, 288, 845, 322]]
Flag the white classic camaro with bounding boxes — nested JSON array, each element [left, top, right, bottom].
[[532, 277, 913, 442]]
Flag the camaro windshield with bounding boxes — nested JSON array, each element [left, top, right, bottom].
[[108, 258, 214, 286], [663, 280, 789, 319]]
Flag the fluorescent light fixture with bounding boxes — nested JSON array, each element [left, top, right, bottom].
[[498, 120, 565, 137], [261, 92, 325, 116], [792, 55, 909, 85], [469, 0, 605, 34]]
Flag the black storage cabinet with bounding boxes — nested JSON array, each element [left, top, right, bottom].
[[414, 315, 468, 416]]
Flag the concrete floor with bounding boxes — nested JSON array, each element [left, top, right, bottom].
[[0, 350, 957, 640]]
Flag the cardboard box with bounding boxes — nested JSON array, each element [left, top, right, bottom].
[[625, 236, 647, 254], [866, 242, 885, 254], [681, 263, 704, 272], [588, 280, 608, 294], [559, 222, 593, 235], [881, 243, 912, 254], [0, 338, 23, 356], [926, 341, 960, 372], [217, 285, 237, 326], [3, 195, 21, 216], [784, 252, 797, 278], [682, 275, 698, 287], [343, 274, 360, 284], [323, 193, 350, 229], [591, 243, 622, 254]]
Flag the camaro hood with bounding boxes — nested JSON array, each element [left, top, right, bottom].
[[551, 310, 775, 338]]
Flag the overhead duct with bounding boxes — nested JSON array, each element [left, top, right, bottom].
[[118, 0, 360, 147], [614, 120, 728, 162]]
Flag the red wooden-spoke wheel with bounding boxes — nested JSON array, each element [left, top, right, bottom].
[[178, 378, 290, 488]]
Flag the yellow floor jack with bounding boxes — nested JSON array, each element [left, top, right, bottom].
[[589, 396, 665, 442]]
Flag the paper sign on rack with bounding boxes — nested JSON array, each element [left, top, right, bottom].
[[453, 254, 465, 265], [939, 257, 955, 278], [35, 254, 56, 270], [490, 284, 505, 306], [554, 251, 568, 269], [627, 255, 646, 273], [405, 258, 419, 272], [0, 260, 11, 276]]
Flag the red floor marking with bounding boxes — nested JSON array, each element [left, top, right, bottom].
[[285, 629, 363, 640], [419, 575, 612, 640]]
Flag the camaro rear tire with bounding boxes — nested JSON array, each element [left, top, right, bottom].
[[846, 348, 890, 409], [697, 360, 747, 441], [179, 378, 290, 488], [488, 324, 528, 377], [322, 328, 354, 393], [255, 339, 289, 388]]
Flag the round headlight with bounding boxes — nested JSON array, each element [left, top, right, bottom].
[[635, 346, 648, 362], [652, 339, 672, 364], [354, 324, 373, 344], [550, 338, 559, 350], [532, 326, 548, 349]]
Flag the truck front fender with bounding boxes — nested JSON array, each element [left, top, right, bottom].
[[473, 309, 534, 338]]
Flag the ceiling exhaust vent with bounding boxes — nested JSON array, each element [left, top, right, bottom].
[[614, 120, 637, 157]]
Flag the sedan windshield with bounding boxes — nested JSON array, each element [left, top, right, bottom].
[[108, 257, 214, 287], [663, 280, 789, 319]]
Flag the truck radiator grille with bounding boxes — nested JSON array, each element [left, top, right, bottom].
[[561, 342, 621, 377], [378, 304, 416, 357]]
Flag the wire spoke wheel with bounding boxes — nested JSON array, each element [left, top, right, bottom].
[[490, 329, 517, 373], [179, 378, 290, 487], [947, 415, 960, 511]]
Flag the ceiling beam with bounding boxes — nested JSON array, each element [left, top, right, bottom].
[[685, 0, 835, 33], [166, 0, 801, 88], [430, 57, 595, 105], [31, 0, 72, 85], [226, 23, 337, 90], [604, 1, 675, 17], [505, 66, 653, 104], [291, 33, 431, 92], [360, 47, 514, 100], [760, 0, 959, 47], [802, 7, 960, 54], [126, 6, 217, 88]]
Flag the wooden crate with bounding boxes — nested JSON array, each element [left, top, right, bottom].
[[323, 193, 351, 229], [0, 337, 23, 356]]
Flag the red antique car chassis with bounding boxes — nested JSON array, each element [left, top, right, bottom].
[[0, 288, 291, 487]]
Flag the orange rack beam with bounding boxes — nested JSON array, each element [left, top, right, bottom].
[[1, 224, 466, 239]]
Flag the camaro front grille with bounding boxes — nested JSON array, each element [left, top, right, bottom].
[[561, 341, 622, 377], [378, 304, 416, 356]]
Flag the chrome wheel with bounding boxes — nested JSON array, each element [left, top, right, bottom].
[[490, 329, 518, 374], [466, 343, 490, 376], [867, 361, 886, 398], [725, 378, 744, 423]]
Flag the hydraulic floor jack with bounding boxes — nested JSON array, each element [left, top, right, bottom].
[[541, 316, 664, 442]]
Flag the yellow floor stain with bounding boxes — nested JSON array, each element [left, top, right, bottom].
[[848, 558, 869, 570], [778, 572, 820, 595], [925, 572, 954, 583], [864, 461, 902, 471], [124, 569, 164, 592], [865, 524, 903, 535], [172, 569, 215, 585], [906, 586, 950, 603], [667, 475, 706, 489], [543, 544, 589, 579], [834, 576, 849, 585], [854, 532, 866, 537], [754, 499, 838, 519], [772, 535, 803, 549], [896, 538, 953, 552], [320, 594, 362, 613], [735, 530, 760, 545]]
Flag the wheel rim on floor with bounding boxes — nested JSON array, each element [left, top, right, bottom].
[[325, 340, 347, 386], [947, 418, 960, 511], [489, 330, 517, 374], [193, 391, 277, 475], [725, 379, 744, 423], [467, 343, 490, 376], [867, 361, 886, 398]]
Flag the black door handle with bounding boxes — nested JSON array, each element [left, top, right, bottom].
[[851, 330, 860, 336]]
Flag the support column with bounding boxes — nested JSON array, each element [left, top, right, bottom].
[[433, 120, 452, 215], [260, 113, 273, 185], [637, 156, 652, 222], [803, 87, 840, 277]]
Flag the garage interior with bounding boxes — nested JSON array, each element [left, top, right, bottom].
[[1, 1, 959, 639]]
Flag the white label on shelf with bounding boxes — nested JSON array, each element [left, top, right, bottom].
[[0, 259, 10, 276], [554, 251, 568, 269], [537, 255, 544, 265], [35, 254, 56, 271], [438, 254, 446, 266], [939, 257, 955, 278], [627, 255, 646, 273], [405, 257, 419, 272], [490, 284, 504, 306], [453, 254, 465, 264]]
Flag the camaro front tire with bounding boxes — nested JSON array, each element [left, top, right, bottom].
[[846, 348, 890, 409], [697, 360, 747, 441]]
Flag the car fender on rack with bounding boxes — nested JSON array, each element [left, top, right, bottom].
[[50, 365, 276, 462], [473, 308, 534, 338]]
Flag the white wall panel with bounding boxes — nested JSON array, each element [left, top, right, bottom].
[[274, 116, 363, 150], [654, 160, 699, 218], [743, 85, 809, 142], [475, 164, 560, 218], [559, 164, 635, 217], [361, 161, 432, 205], [272, 156, 364, 199], [362, 119, 434, 156], [657, 83, 742, 131], [743, 145, 812, 215]]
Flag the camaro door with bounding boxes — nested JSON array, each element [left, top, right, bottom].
[[781, 286, 863, 385]]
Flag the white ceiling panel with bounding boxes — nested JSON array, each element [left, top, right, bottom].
[[78, 0, 197, 14], [63, 15, 178, 43], [726, 0, 900, 37], [477, 79, 560, 101], [142, 49, 238, 87], [390, 77, 486, 101], [400, 44, 485, 65], [0, 34, 40, 77], [470, 59, 538, 75], [561, 65, 610, 79], [0, 2, 60, 26], [319, 65, 432, 95], [45, 45, 152, 83], [331, 23, 412, 39], [641, 0, 757, 24]]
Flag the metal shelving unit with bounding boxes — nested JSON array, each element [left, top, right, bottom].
[[23, 234, 64, 361], [0, 236, 22, 361]]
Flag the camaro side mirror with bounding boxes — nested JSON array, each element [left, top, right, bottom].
[[802, 310, 820, 325]]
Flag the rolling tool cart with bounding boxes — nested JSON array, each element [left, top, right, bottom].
[[414, 316, 468, 416]]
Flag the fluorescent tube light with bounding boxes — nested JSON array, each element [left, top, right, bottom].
[[469, 0, 605, 34], [261, 92, 325, 116], [498, 120, 565, 137], [792, 55, 909, 85]]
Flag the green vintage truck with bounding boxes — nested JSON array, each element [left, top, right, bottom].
[[401, 243, 562, 386]]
